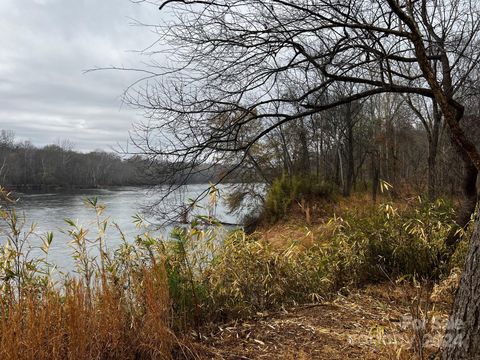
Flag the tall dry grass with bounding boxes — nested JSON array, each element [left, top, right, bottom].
[[0, 187, 173, 360], [0, 266, 173, 360]]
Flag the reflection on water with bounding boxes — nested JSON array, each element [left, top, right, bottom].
[[2, 184, 241, 271]]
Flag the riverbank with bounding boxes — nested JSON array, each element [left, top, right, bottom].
[[0, 189, 465, 359]]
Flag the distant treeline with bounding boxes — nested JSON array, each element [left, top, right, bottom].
[[0, 130, 224, 190]]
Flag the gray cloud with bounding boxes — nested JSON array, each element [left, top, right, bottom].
[[0, 0, 161, 152]]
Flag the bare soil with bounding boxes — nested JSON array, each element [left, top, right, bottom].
[[185, 283, 451, 360]]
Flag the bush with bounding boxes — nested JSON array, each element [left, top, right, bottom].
[[159, 196, 460, 324], [204, 231, 329, 319], [155, 220, 329, 323], [263, 175, 334, 222], [322, 198, 457, 288]]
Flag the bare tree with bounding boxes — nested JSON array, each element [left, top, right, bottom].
[[128, 1, 480, 357]]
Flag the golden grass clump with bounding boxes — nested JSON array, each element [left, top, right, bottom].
[[0, 265, 173, 360]]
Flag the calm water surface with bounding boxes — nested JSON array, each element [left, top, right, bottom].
[[3, 184, 241, 271]]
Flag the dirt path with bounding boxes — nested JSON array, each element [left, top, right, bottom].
[[187, 284, 451, 359]]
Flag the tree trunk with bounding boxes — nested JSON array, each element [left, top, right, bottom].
[[344, 104, 355, 197], [427, 101, 441, 200], [338, 145, 344, 191], [445, 153, 478, 250], [442, 211, 480, 359], [427, 146, 437, 200], [441, 110, 479, 359], [298, 118, 311, 176], [278, 126, 293, 177], [371, 151, 379, 203]]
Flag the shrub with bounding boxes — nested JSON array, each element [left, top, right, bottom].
[[203, 231, 329, 319], [322, 198, 457, 288], [263, 175, 334, 222], [158, 197, 459, 324]]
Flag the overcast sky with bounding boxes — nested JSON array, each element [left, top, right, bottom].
[[0, 0, 161, 152]]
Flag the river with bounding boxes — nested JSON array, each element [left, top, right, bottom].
[[2, 184, 242, 272]]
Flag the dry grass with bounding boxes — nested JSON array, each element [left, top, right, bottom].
[[0, 188, 176, 360], [0, 265, 173, 360]]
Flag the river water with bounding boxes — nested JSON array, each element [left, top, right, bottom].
[[2, 184, 242, 272]]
